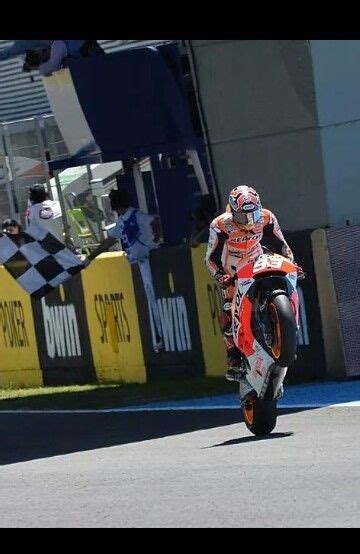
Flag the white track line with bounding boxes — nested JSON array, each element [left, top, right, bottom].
[[0, 407, 239, 414], [0, 401, 359, 414]]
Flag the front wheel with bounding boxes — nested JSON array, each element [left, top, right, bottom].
[[242, 393, 277, 435], [268, 294, 297, 367]]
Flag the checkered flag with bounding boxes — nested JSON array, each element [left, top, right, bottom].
[[0, 221, 86, 298]]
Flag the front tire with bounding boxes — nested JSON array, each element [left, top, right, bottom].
[[268, 294, 297, 367], [242, 393, 277, 435]]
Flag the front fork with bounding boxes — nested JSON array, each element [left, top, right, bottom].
[[290, 289, 300, 326]]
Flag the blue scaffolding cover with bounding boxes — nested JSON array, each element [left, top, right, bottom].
[[49, 44, 196, 170]]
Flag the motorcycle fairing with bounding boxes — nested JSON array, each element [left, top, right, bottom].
[[233, 252, 300, 401], [245, 340, 276, 398]]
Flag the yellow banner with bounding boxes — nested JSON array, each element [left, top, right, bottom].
[[0, 267, 42, 387], [190, 245, 227, 376], [81, 253, 146, 383]]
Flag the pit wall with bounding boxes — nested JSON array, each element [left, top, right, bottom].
[[3, 227, 353, 388]]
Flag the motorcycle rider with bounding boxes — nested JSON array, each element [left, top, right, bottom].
[[205, 185, 294, 382]]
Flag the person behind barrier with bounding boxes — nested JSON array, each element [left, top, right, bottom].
[[205, 185, 294, 382], [25, 184, 64, 242], [85, 188, 163, 352], [2, 218, 21, 236]]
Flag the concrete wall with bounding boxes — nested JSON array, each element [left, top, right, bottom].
[[311, 40, 360, 227], [190, 40, 329, 231], [310, 40, 360, 126]]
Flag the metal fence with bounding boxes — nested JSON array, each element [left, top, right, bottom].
[[0, 114, 122, 253]]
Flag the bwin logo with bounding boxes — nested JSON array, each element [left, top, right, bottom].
[[41, 297, 81, 359], [149, 272, 192, 352]]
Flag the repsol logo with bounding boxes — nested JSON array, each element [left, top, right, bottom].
[[0, 300, 29, 348], [206, 283, 222, 335], [233, 288, 242, 337], [154, 296, 191, 352], [94, 293, 130, 349], [41, 298, 81, 358]]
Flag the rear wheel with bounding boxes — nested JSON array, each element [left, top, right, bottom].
[[242, 393, 277, 435], [268, 294, 297, 367]]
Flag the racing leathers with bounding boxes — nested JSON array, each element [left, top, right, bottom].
[[205, 208, 294, 367]]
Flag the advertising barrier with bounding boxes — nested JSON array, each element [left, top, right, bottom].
[[190, 244, 227, 376], [0, 267, 42, 387], [131, 246, 204, 381], [81, 252, 146, 383], [31, 273, 96, 385], [313, 226, 360, 379], [0, 235, 327, 388]]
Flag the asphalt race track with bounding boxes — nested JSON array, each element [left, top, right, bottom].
[[1, 381, 360, 528]]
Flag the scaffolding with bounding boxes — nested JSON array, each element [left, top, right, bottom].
[[0, 68, 212, 253], [0, 114, 67, 222], [0, 114, 110, 252]]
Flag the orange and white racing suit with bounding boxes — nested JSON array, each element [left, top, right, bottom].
[[205, 208, 294, 365]]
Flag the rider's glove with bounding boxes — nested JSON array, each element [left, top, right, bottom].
[[216, 273, 232, 288], [282, 245, 294, 263], [296, 265, 306, 281]]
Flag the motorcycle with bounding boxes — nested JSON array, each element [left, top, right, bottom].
[[232, 252, 304, 436]]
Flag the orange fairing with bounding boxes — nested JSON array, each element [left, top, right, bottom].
[[237, 264, 254, 279], [279, 260, 297, 274], [235, 295, 255, 357]]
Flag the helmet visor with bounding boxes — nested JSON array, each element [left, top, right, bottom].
[[233, 208, 262, 226]]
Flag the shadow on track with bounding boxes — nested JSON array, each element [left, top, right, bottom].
[[203, 431, 294, 448], [0, 408, 310, 466]]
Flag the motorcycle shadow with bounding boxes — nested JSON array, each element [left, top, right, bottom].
[[204, 431, 294, 448]]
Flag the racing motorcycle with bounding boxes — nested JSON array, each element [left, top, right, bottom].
[[232, 252, 304, 436]]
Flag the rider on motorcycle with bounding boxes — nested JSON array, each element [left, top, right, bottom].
[[205, 185, 294, 381]]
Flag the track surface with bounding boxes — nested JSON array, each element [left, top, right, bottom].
[[1, 381, 360, 527]]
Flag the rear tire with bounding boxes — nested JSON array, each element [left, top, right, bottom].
[[268, 294, 297, 367], [242, 393, 277, 435]]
